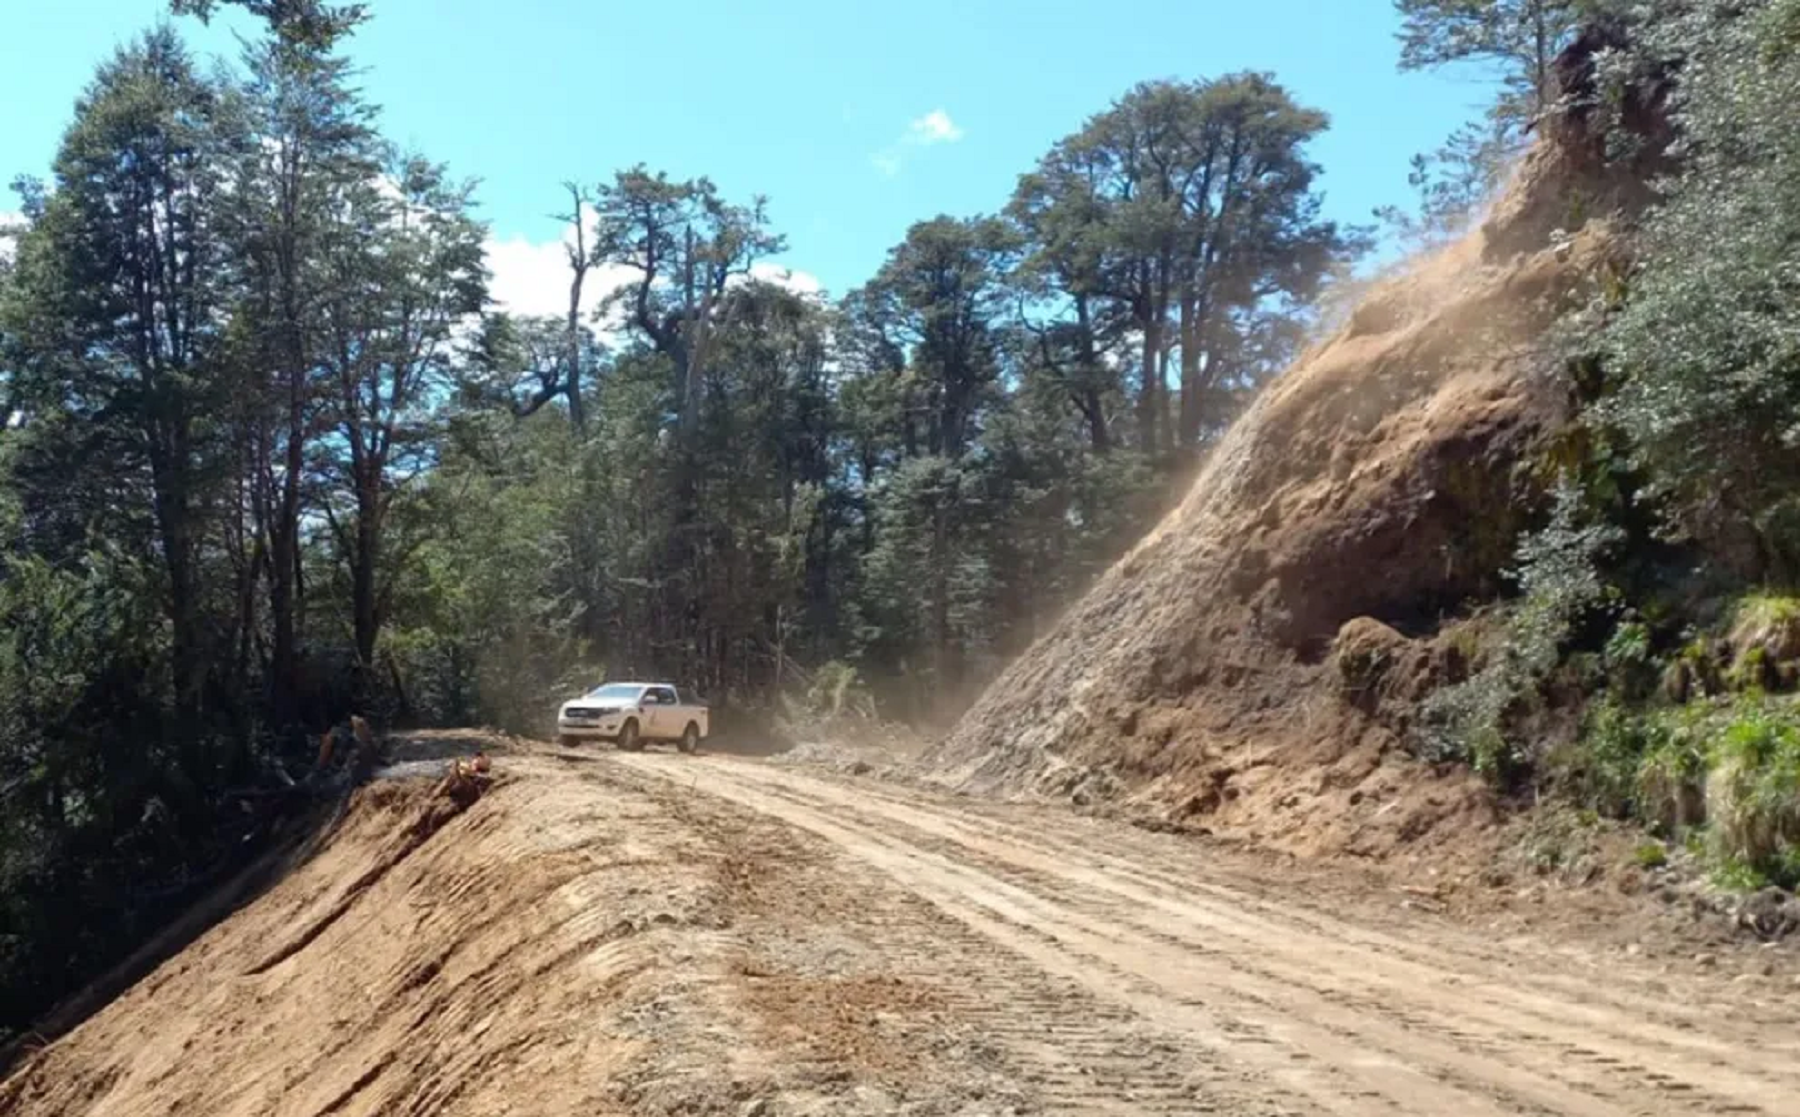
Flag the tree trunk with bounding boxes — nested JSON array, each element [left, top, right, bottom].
[[268, 406, 304, 728], [223, 452, 261, 760], [1178, 291, 1205, 451], [351, 479, 381, 699], [1076, 297, 1110, 453], [386, 653, 413, 726], [1138, 311, 1163, 459], [149, 418, 206, 791], [930, 489, 958, 715], [932, 509, 950, 666], [1158, 338, 1176, 455], [154, 447, 202, 729], [268, 157, 309, 732], [564, 185, 589, 430], [565, 278, 586, 430]]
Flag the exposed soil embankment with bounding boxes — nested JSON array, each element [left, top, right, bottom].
[[0, 739, 1043, 1117], [928, 36, 1656, 859]]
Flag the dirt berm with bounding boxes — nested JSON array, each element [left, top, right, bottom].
[[1, 740, 1031, 1117], [928, 34, 1659, 859]]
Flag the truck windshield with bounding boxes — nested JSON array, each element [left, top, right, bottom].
[[585, 684, 642, 701]]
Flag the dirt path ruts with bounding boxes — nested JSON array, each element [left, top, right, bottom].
[[611, 751, 1800, 1117]]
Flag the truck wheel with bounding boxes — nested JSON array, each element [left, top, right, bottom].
[[557, 733, 577, 748], [617, 719, 642, 752], [678, 722, 700, 754]]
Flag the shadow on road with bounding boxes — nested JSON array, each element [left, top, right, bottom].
[[543, 736, 793, 761], [386, 729, 527, 763], [699, 733, 796, 759]]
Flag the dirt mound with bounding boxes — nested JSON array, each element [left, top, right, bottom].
[[929, 43, 1654, 859], [0, 742, 1100, 1117], [0, 760, 666, 1117]]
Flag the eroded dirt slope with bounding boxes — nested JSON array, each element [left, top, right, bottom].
[[926, 37, 1653, 857], [5, 737, 1795, 1117]]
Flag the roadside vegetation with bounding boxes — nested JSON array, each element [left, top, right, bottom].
[[1403, 0, 1800, 895]]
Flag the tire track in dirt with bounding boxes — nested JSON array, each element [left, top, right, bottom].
[[614, 753, 1798, 1117], [807, 765, 1798, 1021], [781, 774, 1759, 1018], [731, 773, 1781, 1116], [589, 756, 1301, 1116], [743, 767, 1800, 1083], [882, 787, 1798, 1036], [688, 770, 1628, 1116], [614, 757, 1526, 1115]]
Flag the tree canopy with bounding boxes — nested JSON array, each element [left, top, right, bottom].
[[1382, 0, 1588, 244]]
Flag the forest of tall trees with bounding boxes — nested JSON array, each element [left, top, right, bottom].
[[0, 0, 1366, 1029]]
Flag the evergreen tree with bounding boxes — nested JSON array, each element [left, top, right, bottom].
[[1383, 0, 1587, 244], [3, 27, 242, 754]]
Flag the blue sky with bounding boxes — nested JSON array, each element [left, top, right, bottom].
[[2, 0, 1499, 314]]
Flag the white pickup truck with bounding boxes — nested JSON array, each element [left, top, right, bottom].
[[556, 681, 709, 753]]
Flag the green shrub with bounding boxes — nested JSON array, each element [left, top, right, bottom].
[[1736, 592, 1800, 629], [1635, 711, 1707, 835], [1684, 828, 1708, 859], [790, 659, 876, 722], [1565, 692, 1800, 885], [1604, 620, 1652, 672], [1704, 699, 1800, 887], [1418, 664, 1515, 773], [1664, 637, 1724, 703], [1729, 646, 1772, 694], [1724, 591, 1800, 694], [1596, 0, 1800, 581], [1634, 841, 1669, 869], [1417, 479, 1620, 777], [1603, 619, 1659, 699], [1574, 698, 1651, 818], [1569, 698, 1708, 834], [1710, 856, 1774, 894]]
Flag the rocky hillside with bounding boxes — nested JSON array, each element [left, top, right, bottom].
[[929, 31, 1662, 859]]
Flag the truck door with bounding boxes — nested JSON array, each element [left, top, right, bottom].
[[649, 687, 679, 735]]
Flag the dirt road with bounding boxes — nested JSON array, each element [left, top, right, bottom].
[[5, 738, 1797, 1117], [609, 750, 1799, 1117]]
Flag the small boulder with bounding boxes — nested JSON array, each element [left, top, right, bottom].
[[1735, 887, 1800, 940], [1332, 617, 1408, 707]]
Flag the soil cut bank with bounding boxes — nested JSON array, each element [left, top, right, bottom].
[[927, 33, 1656, 860]]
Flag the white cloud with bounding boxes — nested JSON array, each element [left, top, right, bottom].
[[872, 108, 965, 176], [483, 228, 824, 331], [749, 262, 825, 298], [484, 232, 627, 321], [484, 197, 633, 323], [0, 211, 22, 266], [906, 109, 963, 145]]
